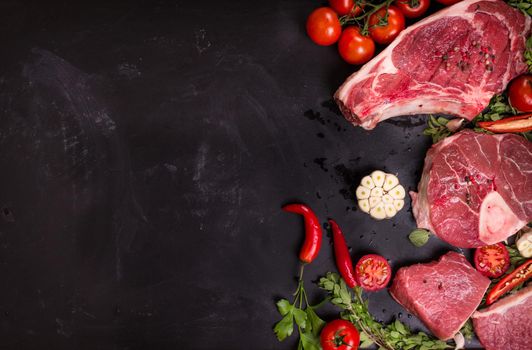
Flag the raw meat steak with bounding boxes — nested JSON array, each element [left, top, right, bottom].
[[472, 285, 532, 350], [335, 0, 531, 130], [389, 251, 490, 340], [411, 130, 532, 248]]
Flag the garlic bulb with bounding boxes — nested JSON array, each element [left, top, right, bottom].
[[356, 171, 405, 220], [516, 229, 532, 258]]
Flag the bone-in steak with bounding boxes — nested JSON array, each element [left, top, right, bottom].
[[472, 285, 532, 350], [335, 0, 531, 130], [411, 130, 532, 248], [389, 251, 490, 340]]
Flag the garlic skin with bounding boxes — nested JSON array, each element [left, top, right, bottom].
[[516, 229, 532, 258], [356, 171, 406, 219], [453, 332, 465, 350]]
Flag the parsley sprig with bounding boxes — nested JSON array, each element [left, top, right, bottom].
[[273, 265, 325, 350], [318, 273, 452, 350], [508, 0, 532, 16]]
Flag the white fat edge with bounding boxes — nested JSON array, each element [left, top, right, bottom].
[[410, 147, 439, 233], [363, 98, 476, 125], [472, 286, 532, 318], [335, 0, 484, 103]]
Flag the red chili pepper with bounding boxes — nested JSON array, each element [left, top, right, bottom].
[[485, 259, 532, 305], [329, 219, 357, 288], [478, 113, 532, 133], [282, 204, 322, 263]]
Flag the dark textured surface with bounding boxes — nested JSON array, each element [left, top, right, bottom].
[[0, 1, 480, 349]]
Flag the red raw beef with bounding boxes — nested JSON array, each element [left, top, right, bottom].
[[411, 130, 532, 248], [472, 285, 532, 350], [335, 0, 530, 130], [389, 251, 490, 340]]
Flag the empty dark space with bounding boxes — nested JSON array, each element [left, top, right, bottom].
[[0, 1, 479, 349]]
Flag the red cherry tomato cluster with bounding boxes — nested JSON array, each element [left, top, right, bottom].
[[306, 0, 463, 64]]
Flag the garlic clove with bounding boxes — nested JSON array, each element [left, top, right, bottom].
[[371, 170, 386, 188], [384, 203, 397, 218], [361, 176, 375, 189], [370, 203, 386, 220], [356, 186, 370, 200], [369, 196, 382, 208], [390, 185, 406, 200], [516, 230, 532, 258], [383, 174, 399, 192], [393, 199, 405, 211], [382, 194, 393, 204], [358, 199, 370, 213], [370, 187, 384, 197]]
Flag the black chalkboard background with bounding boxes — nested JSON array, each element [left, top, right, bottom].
[[0, 1, 482, 349]]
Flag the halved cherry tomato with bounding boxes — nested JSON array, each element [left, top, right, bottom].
[[395, 0, 430, 19], [338, 26, 375, 65], [478, 113, 532, 133], [306, 7, 342, 46], [486, 259, 532, 305], [508, 74, 532, 112], [329, 0, 364, 16], [320, 319, 360, 350], [368, 6, 405, 45], [474, 243, 510, 278], [355, 254, 391, 291], [435, 0, 462, 5]]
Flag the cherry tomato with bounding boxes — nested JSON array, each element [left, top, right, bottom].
[[508, 74, 532, 112], [474, 243, 510, 278], [320, 319, 360, 350], [435, 0, 462, 5], [306, 7, 342, 46], [329, 0, 364, 16], [355, 254, 391, 291], [338, 26, 375, 65], [368, 6, 405, 45], [395, 0, 430, 19]]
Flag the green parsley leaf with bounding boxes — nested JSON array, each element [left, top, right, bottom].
[[300, 329, 321, 350], [459, 319, 474, 340], [293, 308, 307, 329], [409, 229, 431, 247], [359, 332, 375, 348], [276, 299, 293, 316], [305, 307, 325, 336], [274, 312, 294, 341]]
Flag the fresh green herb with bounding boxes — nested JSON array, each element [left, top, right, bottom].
[[273, 265, 325, 349], [318, 272, 452, 350], [408, 229, 431, 247], [472, 94, 516, 125], [459, 319, 475, 340], [423, 115, 452, 143], [525, 35, 532, 72], [507, 0, 532, 16]]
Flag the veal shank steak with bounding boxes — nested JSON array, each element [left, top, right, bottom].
[[335, 0, 531, 130], [411, 130, 532, 248]]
